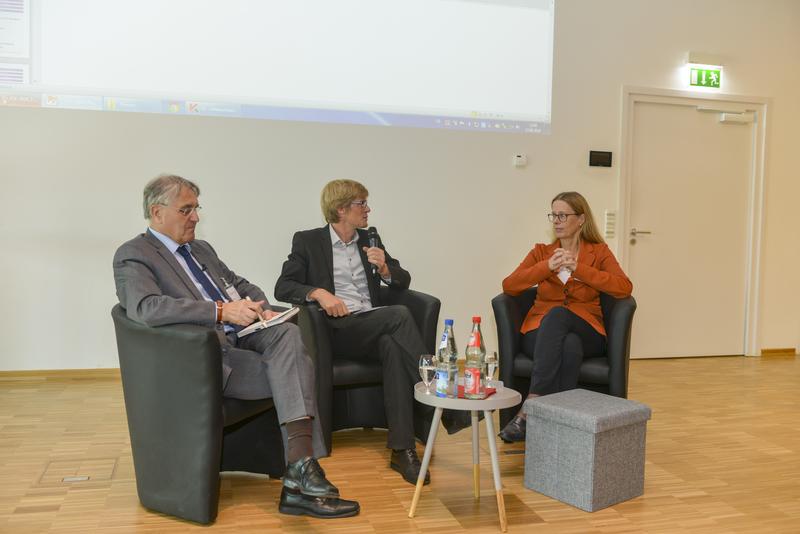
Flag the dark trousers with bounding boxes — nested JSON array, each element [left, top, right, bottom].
[[328, 305, 426, 450], [522, 306, 606, 395]]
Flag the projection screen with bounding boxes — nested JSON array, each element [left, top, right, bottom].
[[0, 0, 555, 133]]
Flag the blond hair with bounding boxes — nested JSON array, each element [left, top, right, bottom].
[[551, 191, 604, 244], [320, 179, 369, 223]]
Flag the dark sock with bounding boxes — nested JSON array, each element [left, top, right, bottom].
[[285, 418, 313, 464]]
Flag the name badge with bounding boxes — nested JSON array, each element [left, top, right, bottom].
[[222, 277, 242, 301]]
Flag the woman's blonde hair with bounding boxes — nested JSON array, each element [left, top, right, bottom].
[[320, 179, 369, 223], [551, 191, 605, 244]]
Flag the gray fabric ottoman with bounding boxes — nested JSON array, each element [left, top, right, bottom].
[[523, 389, 651, 512]]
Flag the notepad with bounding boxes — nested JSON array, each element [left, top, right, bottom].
[[236, 307, 300, 338]]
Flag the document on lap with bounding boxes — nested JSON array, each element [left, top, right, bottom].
[[236, 307, 300, 338]]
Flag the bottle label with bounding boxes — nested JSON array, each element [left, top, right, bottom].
[[435, 368, 449, 397], [439, 331, 448, 350], [467, 331, 481, 347], [464, 367, 481, 395]]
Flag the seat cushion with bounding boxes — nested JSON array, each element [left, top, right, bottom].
[[512, 354, 610, 385], [332, 358, 382, 386]]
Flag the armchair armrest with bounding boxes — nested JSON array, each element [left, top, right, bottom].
[[296, 305, 335, 451], [381, 288, 441, 353], [111, 304, 223, 524], [492, 287, 537, 385], [601, 295, 637, 398]]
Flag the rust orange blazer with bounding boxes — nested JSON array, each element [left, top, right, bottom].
[[502, 241, 632, 336]]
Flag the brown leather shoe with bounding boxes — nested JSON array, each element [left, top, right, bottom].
[[390, 448, 430, 485]]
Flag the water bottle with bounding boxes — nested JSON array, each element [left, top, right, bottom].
[[435, 319, 458, 398], [464, 316, 487, 399]]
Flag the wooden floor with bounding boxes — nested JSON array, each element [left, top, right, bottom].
[[1, 356, 798, 533]]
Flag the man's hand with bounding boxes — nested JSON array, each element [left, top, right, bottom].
[[362, 246, 389, 277], [221, 299, 266, 326], [261, 309, 281, 321], [309, 288, 350, 318]]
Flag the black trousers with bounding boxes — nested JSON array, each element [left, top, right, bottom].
[[522, 306, 606, 395], [328, 305, 426, 450]]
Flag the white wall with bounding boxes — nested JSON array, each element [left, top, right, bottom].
[[1, 0, 798, 370]]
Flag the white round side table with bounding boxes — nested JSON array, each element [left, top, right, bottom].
[[408, 382, 521, 532]]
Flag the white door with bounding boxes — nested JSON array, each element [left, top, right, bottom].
[[624, 97, 757, 358]]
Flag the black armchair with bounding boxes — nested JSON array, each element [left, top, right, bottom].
[[491, 287, 636, 428], [297, 287, 440, 453], [111, 305, 286, 524]]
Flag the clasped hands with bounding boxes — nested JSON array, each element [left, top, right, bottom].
[[221, 299, 280, 326], [548, 248, 577, 272]]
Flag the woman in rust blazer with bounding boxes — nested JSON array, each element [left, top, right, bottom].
[[497, 191, 632, 442]]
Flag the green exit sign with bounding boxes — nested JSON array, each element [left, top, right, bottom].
[[690, 67, 721, 88]]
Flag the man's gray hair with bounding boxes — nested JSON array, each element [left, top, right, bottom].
[[142, 174, 200, 219]]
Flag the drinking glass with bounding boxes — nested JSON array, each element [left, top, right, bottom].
[[485, 351, 498, 390], [418, 354, 437, 394]]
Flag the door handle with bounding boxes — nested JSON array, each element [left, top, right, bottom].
[[630, 227, 653, 237]]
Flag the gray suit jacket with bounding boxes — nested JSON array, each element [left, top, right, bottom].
[[113, 230, 269, 387]]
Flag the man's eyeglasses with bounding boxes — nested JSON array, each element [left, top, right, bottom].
[[161, 204, 202, 217], [547, 212, 578, 223], [350, 200, 369, 209]]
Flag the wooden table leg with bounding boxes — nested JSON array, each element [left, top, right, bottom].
[[483, 410, 507, 532], [408, 406, 443, 518], [471, 410, 480, 500]]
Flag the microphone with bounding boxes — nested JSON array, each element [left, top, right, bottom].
[[367, 226, 380, 276]]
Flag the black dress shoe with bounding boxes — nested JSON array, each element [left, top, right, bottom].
[[498, 415, 526, 443], [278, 488, 360, 519], [283, 456, 339, 498], [390, 448, 430, 485]]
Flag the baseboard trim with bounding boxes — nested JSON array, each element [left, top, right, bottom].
[[0, 368, 121, 381], [760, 348, 797, 356]]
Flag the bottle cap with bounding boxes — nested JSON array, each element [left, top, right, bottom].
[[444, 319, 454, 326], [472, 316, 481, 323]]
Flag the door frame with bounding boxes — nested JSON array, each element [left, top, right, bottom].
[[618, 86, 769, 357]]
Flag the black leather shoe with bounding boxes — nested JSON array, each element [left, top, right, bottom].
[[498, 415, 526, 443], [390, 448, 430, 485], [278, 488, 360, 519], [283, 457, 339, 498]]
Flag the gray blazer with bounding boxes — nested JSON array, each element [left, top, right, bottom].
[[113, 230, 269, 386]]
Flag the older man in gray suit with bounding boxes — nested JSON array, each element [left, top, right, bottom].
[[113, 174, 358, 519]]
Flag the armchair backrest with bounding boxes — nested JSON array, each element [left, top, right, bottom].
[[379, 287, 441, 354]]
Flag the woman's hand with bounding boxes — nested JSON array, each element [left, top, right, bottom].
[[548, 248, 566, 271], [549, 248, 577, 272], [560, 250, 578, 271]]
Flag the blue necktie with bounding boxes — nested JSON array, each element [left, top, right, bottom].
[[177, 245, 226, 302]]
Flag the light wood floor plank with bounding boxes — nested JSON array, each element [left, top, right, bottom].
[[0, 356, 798, 532]]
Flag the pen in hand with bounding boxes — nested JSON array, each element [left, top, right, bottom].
[[245, 296, 265, 323]]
